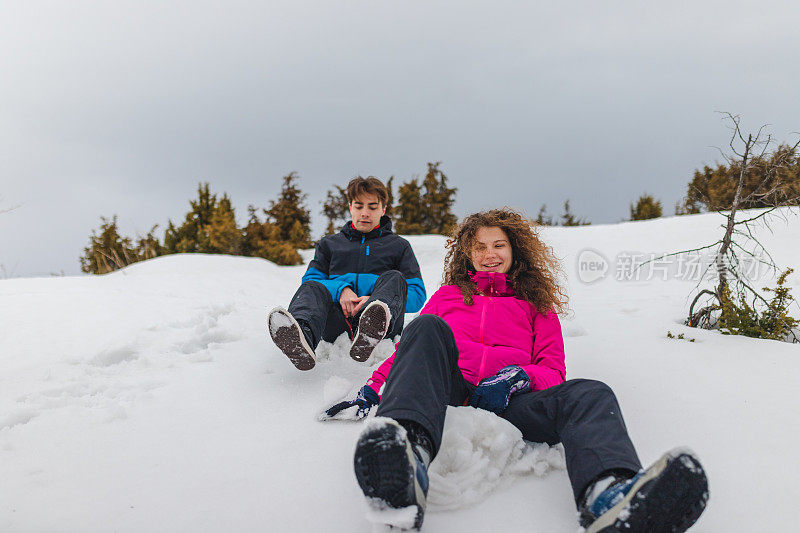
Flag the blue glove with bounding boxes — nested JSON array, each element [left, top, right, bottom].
[[468, 365, 530, 413], [320, 385, 380, 421]]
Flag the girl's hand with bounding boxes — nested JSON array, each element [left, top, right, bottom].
[[319, 385, 380, 421], [468, 365, 530, 413]]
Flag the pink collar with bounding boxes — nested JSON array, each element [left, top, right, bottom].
[[469, 271, 515, 296]]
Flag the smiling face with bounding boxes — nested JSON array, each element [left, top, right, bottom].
[[349, 192, 387, 233], [470, 226, 513, 274]]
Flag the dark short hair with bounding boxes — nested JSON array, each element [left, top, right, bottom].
[[346, 177, 388, 206]]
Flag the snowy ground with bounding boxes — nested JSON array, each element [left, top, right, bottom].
[[2, 208, 799, 532]]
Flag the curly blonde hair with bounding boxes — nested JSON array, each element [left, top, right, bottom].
[[443, 208, 568, 314]]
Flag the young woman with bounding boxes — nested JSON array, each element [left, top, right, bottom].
[[324, 208, 709, 532]]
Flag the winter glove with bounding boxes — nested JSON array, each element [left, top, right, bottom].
[[319, 385, 380, 421], [468, 365, 530, 414]]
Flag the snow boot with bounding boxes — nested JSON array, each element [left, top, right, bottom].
[[350, 300, 391, 362], [268, 307, 316, 371], [353, 417, 429, 530], [580, 449, 709, 533]]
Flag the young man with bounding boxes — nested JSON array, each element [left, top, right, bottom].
[[268, 177, 426, 370]]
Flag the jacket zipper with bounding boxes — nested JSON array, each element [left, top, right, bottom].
[[477, 295, 491, 380], [355, 235, 365, 293]]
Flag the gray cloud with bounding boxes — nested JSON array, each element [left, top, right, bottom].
[[2, 1, 799, 276]]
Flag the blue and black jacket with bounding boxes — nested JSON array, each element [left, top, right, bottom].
[[302, 216, 426, 313]]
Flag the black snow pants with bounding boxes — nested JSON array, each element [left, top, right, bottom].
[[375, 314, 643, 504], [287, 270, 408, 349]]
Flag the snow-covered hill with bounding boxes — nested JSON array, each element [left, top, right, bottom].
[[2, 209, 799, 532]]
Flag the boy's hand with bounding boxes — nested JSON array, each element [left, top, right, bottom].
[[340, 287, 369, 317], [352, 296, 369, 315]]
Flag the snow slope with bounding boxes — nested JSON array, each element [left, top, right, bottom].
[[1, 209, 799, 532]]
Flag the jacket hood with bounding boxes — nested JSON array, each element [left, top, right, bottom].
[[342, 215, 393, 240], [470, 271, 515, 297]]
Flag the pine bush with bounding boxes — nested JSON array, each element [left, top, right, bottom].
[[394, 163, 457, 235], [265, 173, 312, 249], [561, 199, 590, 226], [630, 194, 663, 220], [242, 206, 301, 265], [679, 144, 800, 213], [80, 216, 161, 274], [718, 269, 799, 341]]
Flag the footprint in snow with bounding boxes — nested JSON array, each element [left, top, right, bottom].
[[0, 408, 39, 431]]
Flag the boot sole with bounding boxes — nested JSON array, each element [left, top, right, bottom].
[[268, 307, 316, 371], [354, 419, 426, 530], [586, 450, 709, 533], [350, 301, 390, 362]]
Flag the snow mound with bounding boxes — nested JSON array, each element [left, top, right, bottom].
[[4, 210, 800, 531], [315, 331, 397, 366], [110, 252, 277, 277], [428, 406, 565, 511]]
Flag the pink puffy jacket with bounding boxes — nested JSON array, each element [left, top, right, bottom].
[[366, 271, 566, 394]]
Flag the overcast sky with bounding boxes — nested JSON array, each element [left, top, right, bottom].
[[2, 1, 799, 277]]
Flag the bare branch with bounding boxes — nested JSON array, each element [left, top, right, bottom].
[[687, 256, 723, 295], [688, 289, 719, 327], [734, 211, 786, 270], [732, 207, 779, 226], [1, 262, 20, 279], [729, 233, 778, 272], [631, 241, 723, 274], [0, 197, 21, 215]]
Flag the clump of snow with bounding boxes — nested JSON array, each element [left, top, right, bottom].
[[315, 331, 396, 366], [365, 502, 418, 530], [368, 335, 399, 365], [617, 505, 631, 522], [90, 345, 140, 367], [675, 451, 704, 475], [362, 416, 407, 446], [667, 446, 698, 460], [267, 307, 294, 335], [314, 332, 351, 362], [427, 406, 565, 511], [584, 475, 616, 507]]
